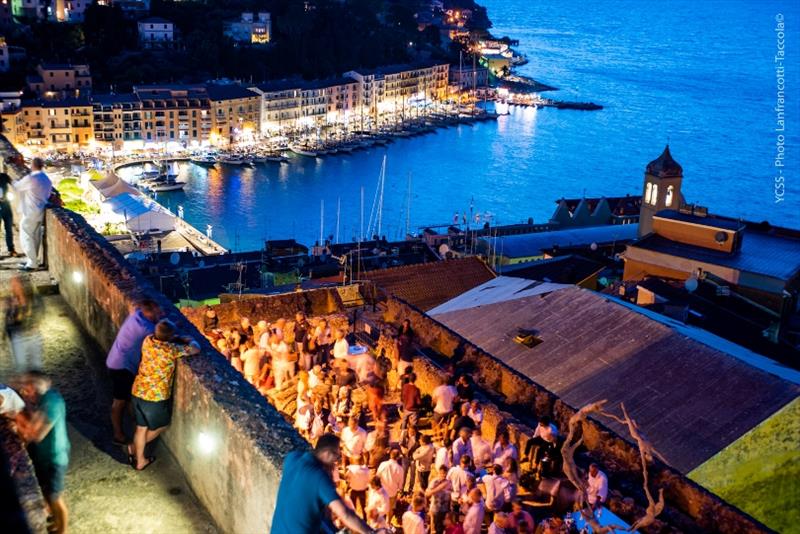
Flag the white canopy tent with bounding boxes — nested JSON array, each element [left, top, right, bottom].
[[87, 171, 140, 202], [101, 192, 175, 233]]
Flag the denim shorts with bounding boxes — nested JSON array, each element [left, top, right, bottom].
[[132, 396, 172, 430]]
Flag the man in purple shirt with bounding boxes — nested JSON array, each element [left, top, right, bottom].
[[106, 299, 162, 445]]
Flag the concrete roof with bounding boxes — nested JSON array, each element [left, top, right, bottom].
[[432, 286, 800, 473]]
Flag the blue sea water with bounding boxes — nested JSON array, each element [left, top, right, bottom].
[[136, 0, 799, 251]]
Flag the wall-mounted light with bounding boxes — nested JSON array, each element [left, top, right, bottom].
[[71, 271, 84, 284], [197, 431, 216, 455]]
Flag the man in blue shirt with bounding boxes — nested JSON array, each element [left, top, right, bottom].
[[19, 371, 70, 534], [105, 299, 163, 445], [271, 434, 378, 534]]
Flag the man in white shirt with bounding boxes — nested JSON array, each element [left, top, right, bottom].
[[340, 417, 367, 465], [468, 399, 483, 427], [401, 493, 427, 534], [376, 448, 404, 524], [587, 463, 609, 510], [332, 328, 350, 360], [446, 455, 473, 511], [13, 158, 52, 270], [492, 431, 518, 473], [431, 379, 458, 426], [451, 427, 473, 466], [345, 462, 371, 519], [481, 464, 511, 518], [462, 487, 485, 534], [470, 428, 493, 470], [366, 476, 390, 527]]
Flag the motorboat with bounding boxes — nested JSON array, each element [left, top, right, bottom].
[[190, 154, 217, 166], [289, 144, 319, 157], [148, 179, 186, 192], [266, 153, 289, 163], [218, 154, 247, 165]]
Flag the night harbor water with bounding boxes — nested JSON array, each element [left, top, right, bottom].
[[120, 0, 799, 251]]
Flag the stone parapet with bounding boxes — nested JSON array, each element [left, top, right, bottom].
[[384, 294, 771, 534], [44, 207, 307, 533], [0, 419, 48, 534]]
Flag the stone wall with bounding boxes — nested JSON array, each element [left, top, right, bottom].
[[44, 208, 308, 534], [383, 294, 771, 534], [183, 288, 345, 329], [0, 419, 48, 533]]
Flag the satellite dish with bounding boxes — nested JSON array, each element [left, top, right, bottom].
[[438, 244, 451, 256], [169, 252, 181, 265], [684, 277, 698, 292]]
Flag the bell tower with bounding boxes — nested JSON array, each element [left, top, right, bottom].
[[639, 145, 683, 237]]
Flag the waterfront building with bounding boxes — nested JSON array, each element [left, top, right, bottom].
[[345, 61, 449, 127], [138, 16, 175, 49], [449, 65, 489, 91], [91, 93, 143, 150], [224, 12, 271, 45], [27, 62, 92, 97], [298, 77, 358, 130], [1, 96, 93, 149], [252, 76, 359, 135], [134, 85, 211, 148], [206, 83, 261, 145], [250, 80, 302, 135]]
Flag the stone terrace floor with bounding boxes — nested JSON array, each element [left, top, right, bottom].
[[1, 252, 217, 533]]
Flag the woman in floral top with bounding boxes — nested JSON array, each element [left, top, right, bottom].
[[128, 319, 200, 470]]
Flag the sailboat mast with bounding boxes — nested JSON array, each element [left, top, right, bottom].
[[360, 186, 364, 242], [377, 155, 386, 238], [320, 199, 324, 245], [335, 197, 341, 244], [405, 171, 412, 237]]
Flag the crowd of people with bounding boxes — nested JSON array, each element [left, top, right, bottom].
[[198, 306, 610, 534], [0, 270, 611, 534]]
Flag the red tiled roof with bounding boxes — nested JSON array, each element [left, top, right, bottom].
[[361, 257, 496, 311]]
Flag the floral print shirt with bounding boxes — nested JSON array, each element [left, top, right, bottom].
[[132, 335, 193, 402]]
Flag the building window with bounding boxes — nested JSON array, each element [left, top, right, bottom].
[[651, 184, 659, 205], [644, 182, 652, 204], [665, 185, 674, 207]]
